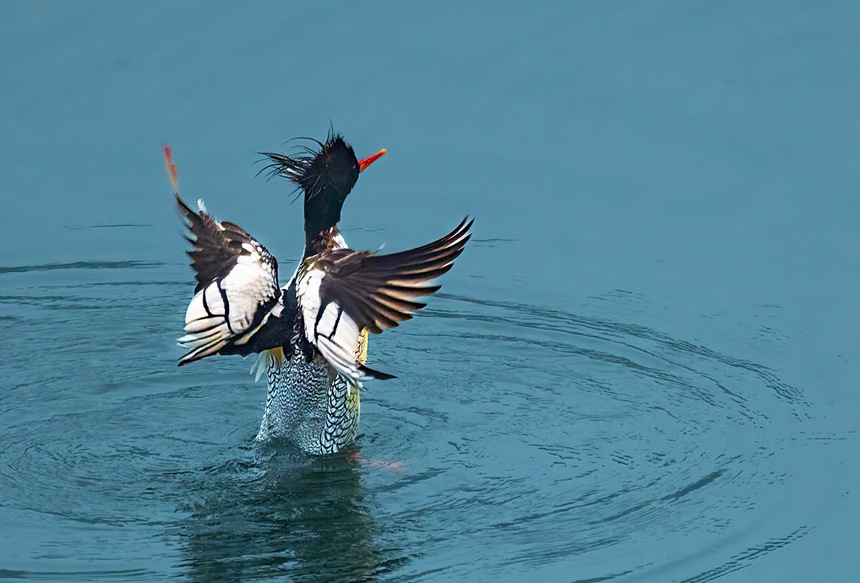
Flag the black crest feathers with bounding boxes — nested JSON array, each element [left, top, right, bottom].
[[260, 131, 362, 236], [261, 132, 359, 201]]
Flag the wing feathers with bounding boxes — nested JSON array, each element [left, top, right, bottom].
[[176, 193, 284, 365], [298, 218, 472, 382], [319, 217, 472, 334]]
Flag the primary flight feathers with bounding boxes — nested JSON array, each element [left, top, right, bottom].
[[296, 217, 472, 382], [311, 217, 473, 334], [176, 190, 471, 379], [176, 194, 282, 366]]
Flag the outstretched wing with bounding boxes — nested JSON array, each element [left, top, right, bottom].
[[176, 194, 285, 365], [297, 217, 473, 382]]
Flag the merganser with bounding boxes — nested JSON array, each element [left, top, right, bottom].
[[166, 132, 472, 455]]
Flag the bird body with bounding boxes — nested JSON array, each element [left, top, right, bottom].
[[169, 132, 471, 455], [254, 233, 367, 454], [256, 338, 363, 455]]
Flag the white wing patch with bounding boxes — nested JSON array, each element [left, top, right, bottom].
[[178, 223, 280, 365], [297, 263, 367, 383], [291, 219, 471, 382], [331, 231, 348, 250]]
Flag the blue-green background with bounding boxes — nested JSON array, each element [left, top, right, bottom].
[[1, 2, 858, 581]]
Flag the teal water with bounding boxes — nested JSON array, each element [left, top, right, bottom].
[[1, 2, 858, 581]]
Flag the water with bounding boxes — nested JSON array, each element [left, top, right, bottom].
[[1, 2, 858, 581]]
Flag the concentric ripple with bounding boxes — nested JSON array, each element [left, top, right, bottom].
[[0, 264, 809, 581], [358, 292, 809, 581]]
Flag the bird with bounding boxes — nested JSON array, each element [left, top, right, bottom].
[[166, 131, 472, 455]]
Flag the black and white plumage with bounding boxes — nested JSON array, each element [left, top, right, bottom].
[[176, 194, 287, 366], [296, 217, 472, 383], [170, 132, 472, 454]]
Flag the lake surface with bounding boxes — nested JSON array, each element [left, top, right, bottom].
[[1, 2, 858, 581]]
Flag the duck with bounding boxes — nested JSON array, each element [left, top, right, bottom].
[[165, 132, 472, 455]]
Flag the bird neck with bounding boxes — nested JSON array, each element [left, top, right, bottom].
[[304, 225, 343, 258]]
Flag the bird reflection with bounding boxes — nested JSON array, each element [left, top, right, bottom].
[[175, 442, 402, 582]]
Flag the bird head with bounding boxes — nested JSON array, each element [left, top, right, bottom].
[[261, 131, 386, 237]]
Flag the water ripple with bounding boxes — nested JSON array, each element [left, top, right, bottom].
[[359, 291, 808, 580], [0, 260, 163, 274], [0, 273, 810, 580]]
